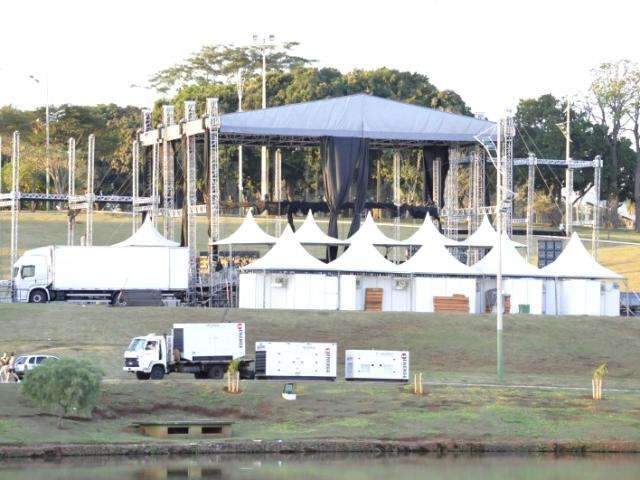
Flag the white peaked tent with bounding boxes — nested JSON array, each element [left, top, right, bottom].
[[215, 209, 277, 245], [239, 226, 338, 310], [473, 234, 544, 314], [402, 214, 460, 247], [459, 215, 525, 248], [113, 217, 179, 247], [398, 240, 479, 313], [346, 212, 404, 246], [541, 233, 621, 316], [242, 226, 327, 272], [325, 239, 406, 311], [294, 211, 347, 245]]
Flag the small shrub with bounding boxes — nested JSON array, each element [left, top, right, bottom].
[[21, 358, 104, 427]]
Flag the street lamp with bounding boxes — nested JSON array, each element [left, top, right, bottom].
[[252, 34, 276, 201], [28, 75, 50, 204]]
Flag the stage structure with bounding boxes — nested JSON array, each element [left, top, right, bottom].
[[0, 94, 603, 305]]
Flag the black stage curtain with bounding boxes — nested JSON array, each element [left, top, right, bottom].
[[321, 137, 369, 258]]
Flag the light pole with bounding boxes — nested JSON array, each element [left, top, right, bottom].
[[28, 75, 50, 206], [253, 34, 276, 201], [496, 118, 504, 383]]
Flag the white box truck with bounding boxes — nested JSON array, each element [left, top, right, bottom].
[[345, 350, 409, 382], [12, 245, 188, 303], [123, 323, 254, 380], [254, 342, 337, 380]]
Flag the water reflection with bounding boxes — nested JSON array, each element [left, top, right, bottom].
[[0, 452, 639, 480]]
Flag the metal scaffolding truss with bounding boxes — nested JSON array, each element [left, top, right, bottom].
[[67, 138, 76, 245], [184, 100, 199, 289], [67, 134, 95, 245], [162, 105, 176, 240]]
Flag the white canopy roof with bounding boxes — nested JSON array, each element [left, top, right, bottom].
[[402, 214, 460, 247], [473, 233, 542, 277], [398, 240, 477, 276], [458, 215, 525, 248], [346, 212, 404, 246], [215, 209, 277, 245], [242, 225, 328, 271], [294, 211, 347, 245], [113, 217, 179, 247], [326, 239, 399, 274], [541, 233, 622, 280]]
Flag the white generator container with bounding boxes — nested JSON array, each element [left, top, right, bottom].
[[345, 350, 409, 382], [254, 342, 337, 380], [173, 323, 246, 362]]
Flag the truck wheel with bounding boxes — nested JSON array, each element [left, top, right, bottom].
[[150, 365, 165, 380], [136, 371, 151, 380], [28, 289, 48, 304], [207, 365, 225, 379]]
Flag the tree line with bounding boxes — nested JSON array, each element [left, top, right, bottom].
[[1, 44, 639, 229]]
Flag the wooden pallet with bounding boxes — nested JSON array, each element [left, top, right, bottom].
[[433, 294, 469, 313], [364, 288, 383, 311]]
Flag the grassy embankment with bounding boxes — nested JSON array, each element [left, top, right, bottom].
[[0, 305, 639, 446]]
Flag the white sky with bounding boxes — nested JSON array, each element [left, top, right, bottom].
[[1, 0, 638, 121]]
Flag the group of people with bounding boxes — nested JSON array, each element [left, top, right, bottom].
[[0, 352, 19, 383]]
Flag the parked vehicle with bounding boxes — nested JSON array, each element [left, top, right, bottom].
[[254, 342, 337, 380], [12, 244, 188, 304], [124, 323, 254, 380], [13, 354, 59, 378]]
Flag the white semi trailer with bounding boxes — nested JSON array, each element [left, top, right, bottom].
[[12, 244, 189, 303], [124, 323, 254, 380]]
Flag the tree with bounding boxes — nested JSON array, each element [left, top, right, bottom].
[[627, 64, 640, 231], [21, 358, 104, 428], [588, 60, 635, 223], [149, 43, 313, 93]]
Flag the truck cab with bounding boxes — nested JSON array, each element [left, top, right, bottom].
[[13, 248, 51, 303], [123, 334, 170, 380]]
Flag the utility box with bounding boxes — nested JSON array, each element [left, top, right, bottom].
[[173, 323, 246, 362], [254, 342, 337, 380], [345, 350, 409, 382]]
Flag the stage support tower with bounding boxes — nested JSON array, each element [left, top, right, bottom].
[[206, 97, 221, 305], [592, 155, 602, 259], [85, 134, 95, 246], [162, 105, 176, 239], [10, 132, 20, 278], [184, 100, 198, 288], [526, 153, 535, 261], [274, 148, 283, 235], [67, 138, 76, 245]]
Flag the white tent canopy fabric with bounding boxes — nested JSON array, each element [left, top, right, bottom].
[[326, 239, 399, 274], [242, 225, 328, 272], [458, 215, 525, 248], [541, 233, 622, 280], [346, 212, 404, 246], [399, 240, 477, 276], [473, 234, 542, 277], [402, 214, 460, 247], [214, 209, 277, 245], [294, 211, 347, 245], [113, 217, 179, 247]]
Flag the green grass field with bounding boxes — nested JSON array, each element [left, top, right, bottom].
[[0, 305, 639, 445]]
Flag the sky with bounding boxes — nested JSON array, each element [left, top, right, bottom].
[[1, 0, 639, 121]]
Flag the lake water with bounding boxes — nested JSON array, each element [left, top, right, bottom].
[[0, 453, 639, 480]]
